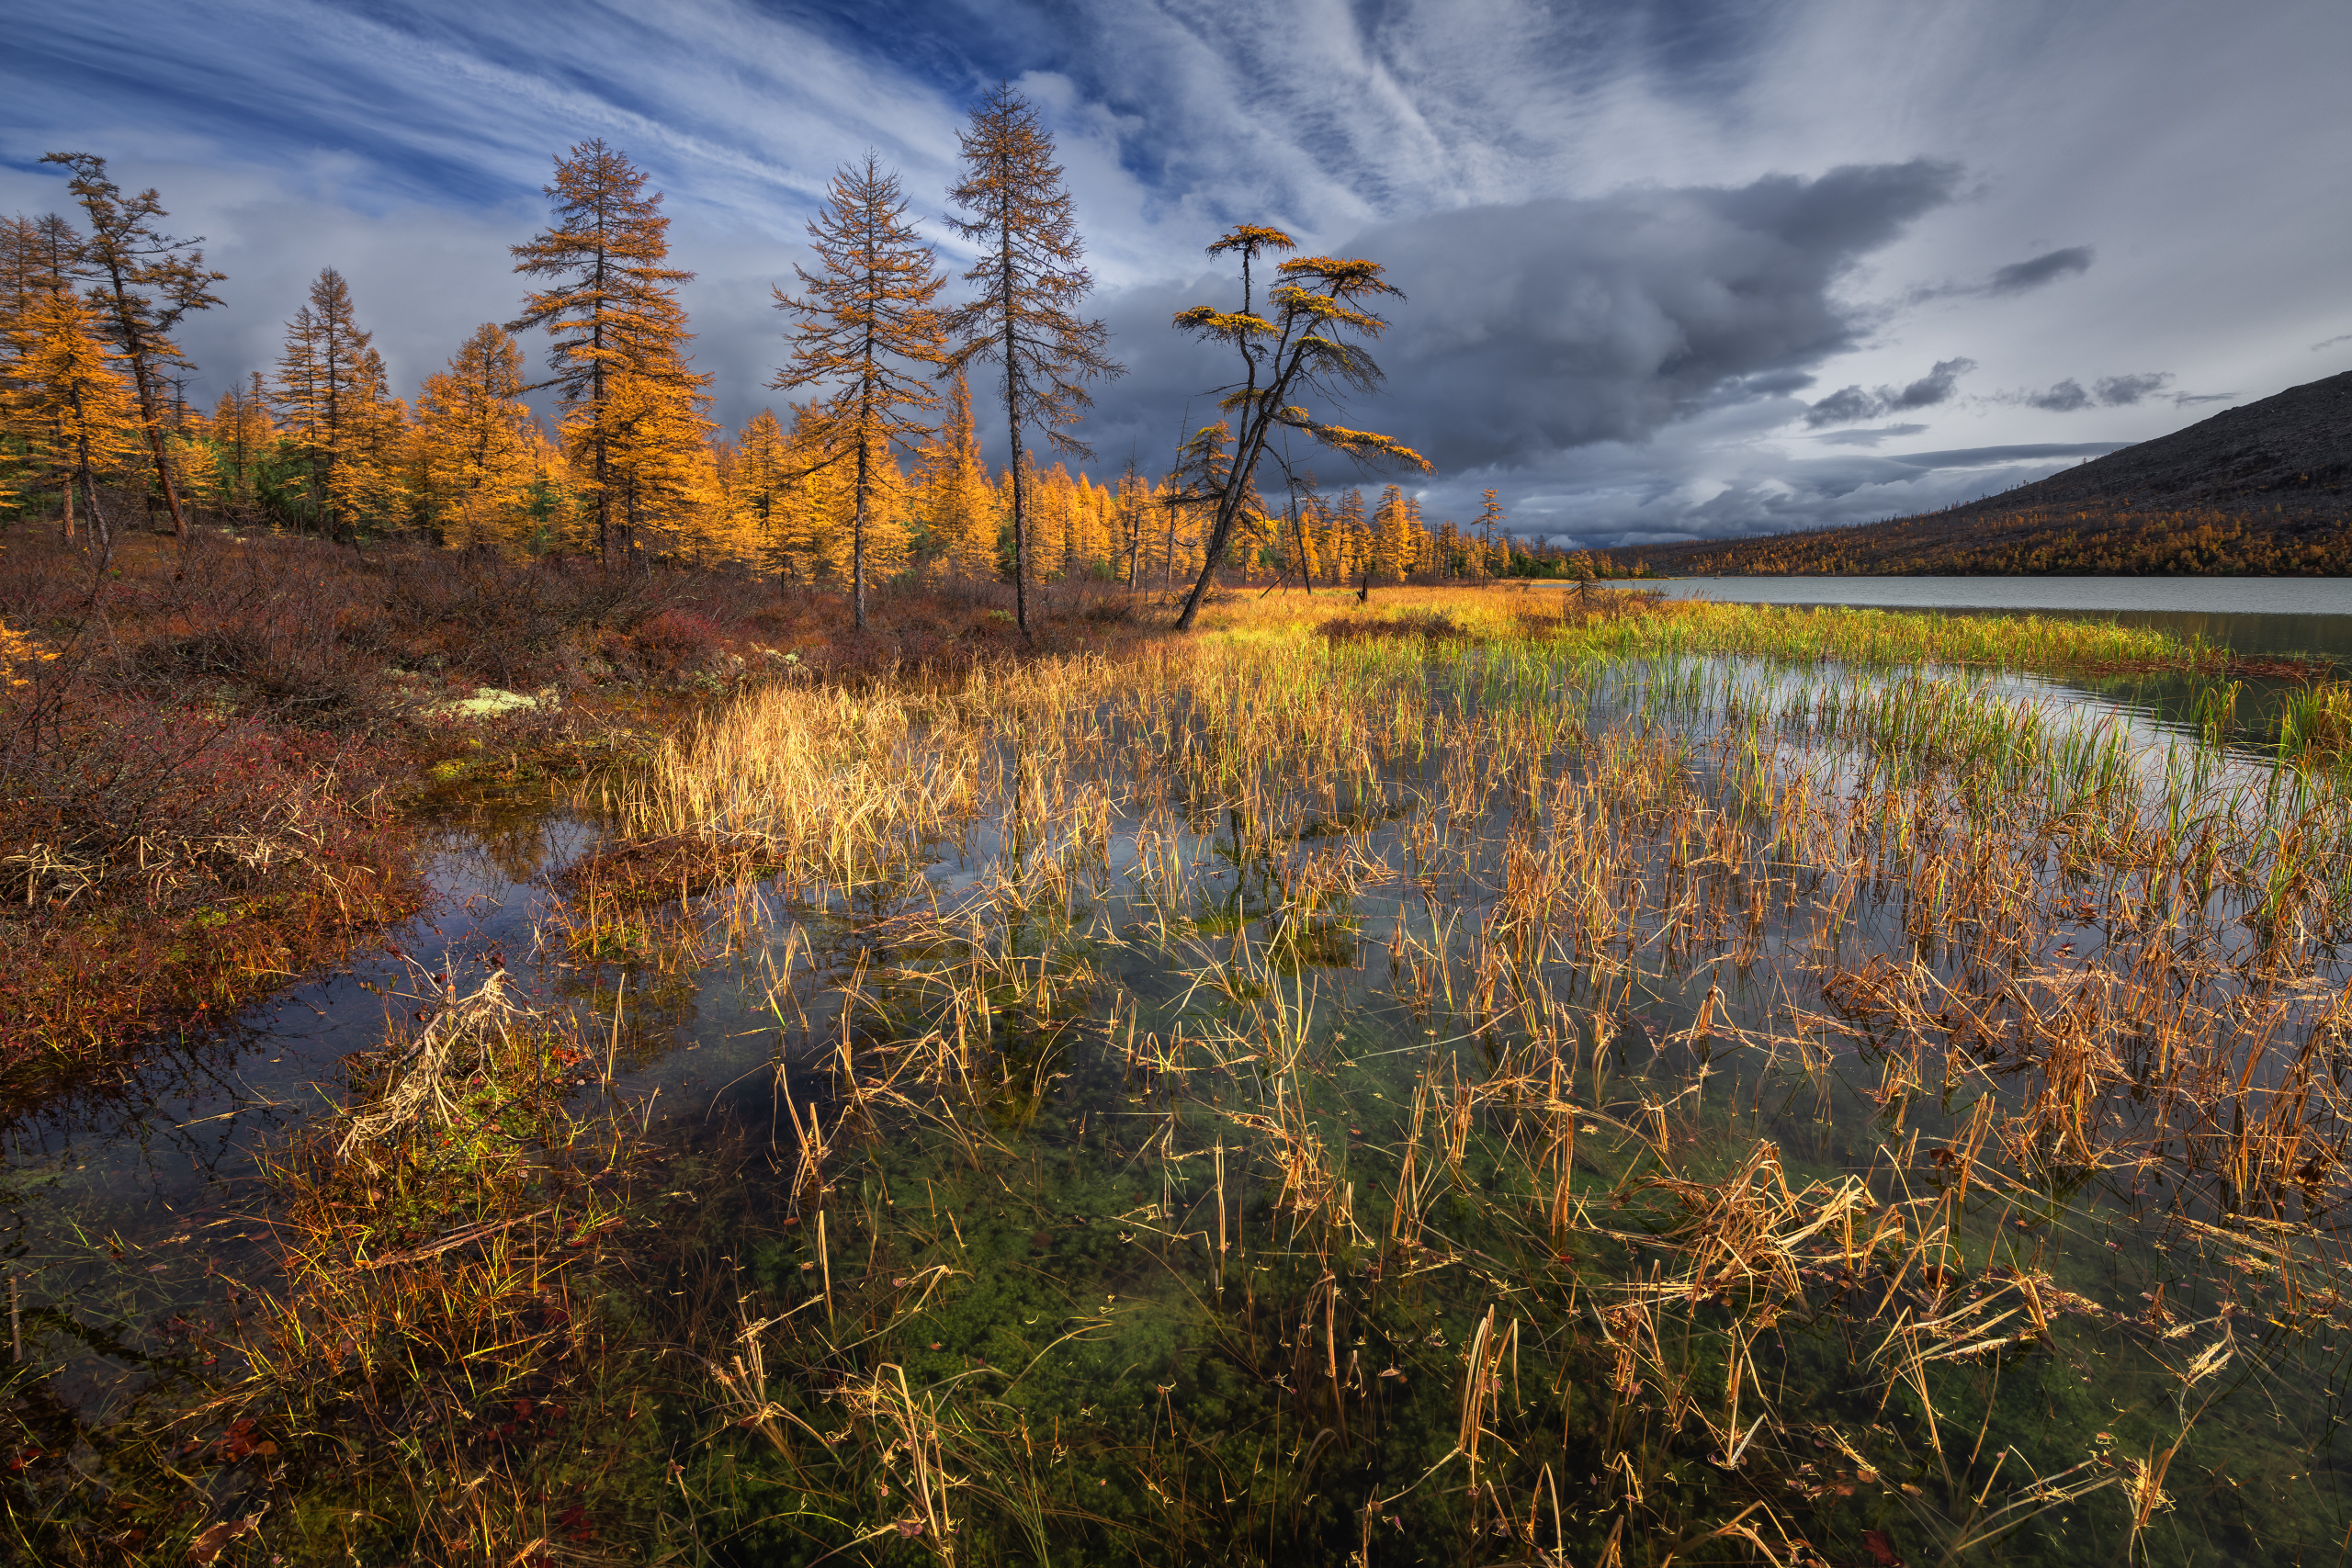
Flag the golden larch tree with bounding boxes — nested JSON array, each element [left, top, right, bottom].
[[1476, 489, 1505, 580], [40, 152, 224, 539], [916, 367, 1000, 581], [732, 408, 796, 580], [510, 140, 710, 562], [944, 84, 1122, 637], [198, 374, 276, 519], [1027, 460, 1071, 580], [417, 321, 538, 548], [275, 267, 401, 536], [1, 212, 88, 530], [773, 153, 946, 629], [1167, 228, 1430, 627], [3, 285, 143, 559]]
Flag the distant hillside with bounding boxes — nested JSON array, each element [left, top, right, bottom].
[[1605, 369, 2352, 576]]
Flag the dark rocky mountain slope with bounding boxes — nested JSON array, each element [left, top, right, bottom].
[[1605, 370, 2352, 575]]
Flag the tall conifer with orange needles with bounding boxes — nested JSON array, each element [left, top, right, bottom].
[[1475, 488, 1505, 580], [198, 375, 274, 519], [1168, 226, 1430, 629], [40, 153, 223, 541], [510, 140, 707, 564], [3, 286, 143, 565], [275, 268, 406, 538], [944, 84, 1121, 638], [0, 213, 88, 530], [774, 153, 946, 630], [917, 368, 1000, 581], [417, 322, 537, 547], [731, 408, 796, 578]]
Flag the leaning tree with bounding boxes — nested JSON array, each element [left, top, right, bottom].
[[1167, 226, 1429, 631]]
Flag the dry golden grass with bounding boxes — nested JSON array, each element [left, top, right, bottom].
[[541, 596, 2352, 1562]]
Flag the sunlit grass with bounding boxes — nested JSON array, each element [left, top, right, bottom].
[[18, 582, 2352, 1564]]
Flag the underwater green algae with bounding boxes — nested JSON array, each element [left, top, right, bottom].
[[12, 628, 2352, 1565]]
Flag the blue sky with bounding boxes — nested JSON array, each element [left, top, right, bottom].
[[7, 0, 2348, 544]]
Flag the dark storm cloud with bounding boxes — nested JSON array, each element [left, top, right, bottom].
[[1804, 385, 1886, 425], [2025, 378, 2091, 412], [1803, 356, 1976, 426], [1985, 245, 2094, 296], [1891, 358, 1976, 408], [2007, 371, 2182, 412], [1500, 437, 2132, 551], [1808, 423, 1928, 446], [1906, 245, 2093, 303], [2092, 372, 2170, 405], [1079, 158, 1965, 475], [1869, 442, 2122, 469]]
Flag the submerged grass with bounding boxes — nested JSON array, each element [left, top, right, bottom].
[[18, 581, 2352, 1564], [557, 591, 2352, 1562], [0, 964, 687, 1564]]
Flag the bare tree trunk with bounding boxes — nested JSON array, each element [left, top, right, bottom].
[[1174, 489, 1247, 631], [853, 433, 870, 631], [1007, 412, 1029, 639], [1002, 248, 1032, 640], [80, 457, 113, 570], [123, 350, 188, 541]]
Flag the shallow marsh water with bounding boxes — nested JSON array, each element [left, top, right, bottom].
[[1648, 576, 2352, 667], [11, 623, 2352, 1565]]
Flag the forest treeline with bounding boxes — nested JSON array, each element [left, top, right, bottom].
[[0, 103, 1625, 621], [1608, 503, 2352, 578]]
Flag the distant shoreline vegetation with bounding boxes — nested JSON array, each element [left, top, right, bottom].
[[1605, 503, 2352, 578]]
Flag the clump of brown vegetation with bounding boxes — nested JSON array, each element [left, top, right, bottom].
[[0, 516, 1231, 1092], [2, 968, 678, 1565], [1314, 608, 1470, 644], [550, 621, 2352, 1563]]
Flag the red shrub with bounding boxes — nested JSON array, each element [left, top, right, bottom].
[[627, 608, 725, 674]]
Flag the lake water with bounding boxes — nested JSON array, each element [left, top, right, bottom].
[[12, 637, 2352, 1562], [1646, 575, 2352, 663]]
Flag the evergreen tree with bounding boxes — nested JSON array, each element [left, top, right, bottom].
[[944, 84, 1123, 637], [773, 154, 947, 629], [40, 153, 224, 539], [510, 140, 709, 562]]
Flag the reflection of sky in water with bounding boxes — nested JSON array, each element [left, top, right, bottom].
[[2, 637, 2305, 1257], [9, 623, 2351, 1552], [1648, 576, 2352, 663], [0, 809, 590, 1403]]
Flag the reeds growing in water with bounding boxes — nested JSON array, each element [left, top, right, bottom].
[[15, 587, 2352, 1565]]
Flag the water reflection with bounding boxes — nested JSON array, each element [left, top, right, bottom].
[[13, 613, 2352, 1562]]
